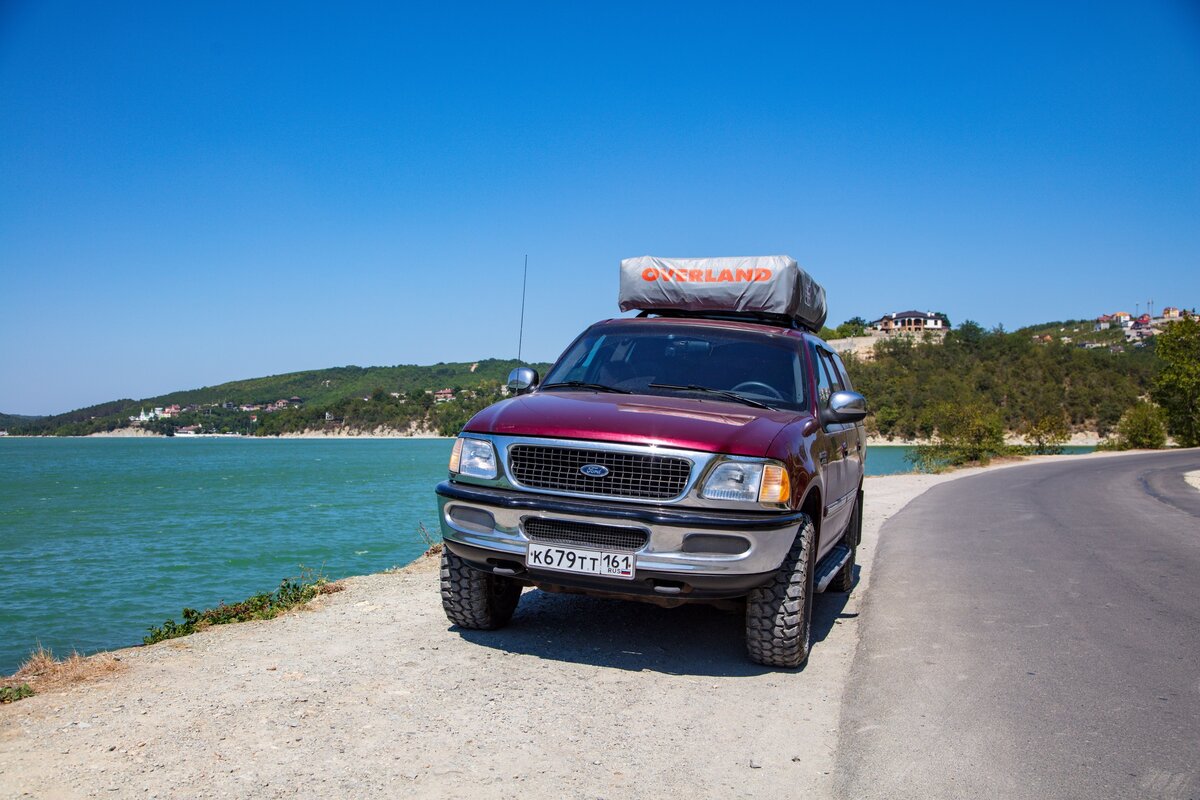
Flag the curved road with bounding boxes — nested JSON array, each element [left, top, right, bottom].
[[836, 450, 1200, 799]]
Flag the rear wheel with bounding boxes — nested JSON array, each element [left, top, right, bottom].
[[440, 548, 522, 630], [745, 514, 816, 668]]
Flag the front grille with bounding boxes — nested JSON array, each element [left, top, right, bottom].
[[524, 517, 649, 552], [508, 444, 691, 500]]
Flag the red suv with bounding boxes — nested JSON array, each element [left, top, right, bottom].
[[435, 256, 867, 667]]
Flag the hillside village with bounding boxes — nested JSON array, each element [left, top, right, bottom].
[[826, 305, 1194, 361]]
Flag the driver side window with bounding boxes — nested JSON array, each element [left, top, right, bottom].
[[815, 349, 834, 407], [814, 348, 844, 407]]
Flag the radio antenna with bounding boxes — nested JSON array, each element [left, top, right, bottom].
[[517, 254, 528, 362]]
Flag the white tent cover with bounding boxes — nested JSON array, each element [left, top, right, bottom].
[[618, 255, 827, 332]]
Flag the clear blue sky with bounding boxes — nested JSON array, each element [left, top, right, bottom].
[[2, 1, 1198, 415]]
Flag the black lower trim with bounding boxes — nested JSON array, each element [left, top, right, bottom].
[[444, 540, 775, 600], [436, 480, 806, 531]]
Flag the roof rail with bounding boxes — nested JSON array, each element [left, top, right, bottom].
[[635, 309, 806, 331]]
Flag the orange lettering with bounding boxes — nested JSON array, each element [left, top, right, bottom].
[[704, 269, 716, 281], [689, 270, 703, 281], [642, 267, 658, 281], [754, 268, 772, 280], [718, 269, 733, 282], [735, 268, 754, 281]]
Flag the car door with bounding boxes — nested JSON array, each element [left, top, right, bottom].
[[826, 348, 864, 495], [811, 344, 851, 556]]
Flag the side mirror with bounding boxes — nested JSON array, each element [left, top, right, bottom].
[[822, 390, 867, 425], [507, 367, 539, 395]]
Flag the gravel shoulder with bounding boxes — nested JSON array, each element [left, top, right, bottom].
[[0, 452, 1134, 799]]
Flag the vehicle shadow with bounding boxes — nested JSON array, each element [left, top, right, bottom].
[[454, 572, 857, 677]]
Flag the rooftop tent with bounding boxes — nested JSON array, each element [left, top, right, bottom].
[[618, 255, 827, 333]]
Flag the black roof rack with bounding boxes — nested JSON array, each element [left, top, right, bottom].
[[635, 309, 806, 331]]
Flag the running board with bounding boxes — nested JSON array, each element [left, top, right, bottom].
[[814, 543, 851, 592]]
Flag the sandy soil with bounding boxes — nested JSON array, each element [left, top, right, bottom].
[[867, 431, 1108, 447], [84, 428, 161, 438], [0, 452, 1131, 799]]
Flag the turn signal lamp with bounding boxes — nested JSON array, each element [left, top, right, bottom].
[[448, 438, 463, 472], [758, 464, 790, 503]]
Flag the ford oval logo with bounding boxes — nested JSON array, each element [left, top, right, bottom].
[[580, 464, 610, 478]]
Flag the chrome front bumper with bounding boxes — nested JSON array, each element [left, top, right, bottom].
[[435, 480, 805, 598]]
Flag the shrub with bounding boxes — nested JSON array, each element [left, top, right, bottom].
[[0, 684, 34, 703], [908, 401, 1007, 471], [1108, 402, 1168, 450], [144, 569, 326, 645], [1022, 413, 1070, 455]]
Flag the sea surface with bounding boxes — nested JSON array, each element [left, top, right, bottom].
[[0, 438, 1092, 674]]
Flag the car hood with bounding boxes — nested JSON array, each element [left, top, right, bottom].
[[463, 390, 804, 456]]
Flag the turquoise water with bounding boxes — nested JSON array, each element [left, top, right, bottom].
[[0, 438, 452, 674], [0, 438, 1094, 674]]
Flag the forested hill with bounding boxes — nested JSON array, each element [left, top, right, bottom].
[[847, 322, 1156, 439], [4, 359, 551, 437], [0, 412, 45, 429], [2, 323, 1170, 440]]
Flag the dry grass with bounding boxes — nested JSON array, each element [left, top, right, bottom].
[[317, 581, 346, 595], [5, 645, 123, 695]]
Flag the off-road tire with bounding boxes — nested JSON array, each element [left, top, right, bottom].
[[829, 490, 862, 593], [745, 514, 816, 668], [440, 548, 522, 630]]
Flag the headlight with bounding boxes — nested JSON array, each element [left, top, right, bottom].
[[449, 437, 498, 479], [701, 460, 790, 504]]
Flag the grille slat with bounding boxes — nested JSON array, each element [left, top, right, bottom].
[[524, 518, 649, 552], [508, 445, 691, 500]]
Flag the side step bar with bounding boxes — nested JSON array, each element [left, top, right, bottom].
[[814, 543, 852, 592]]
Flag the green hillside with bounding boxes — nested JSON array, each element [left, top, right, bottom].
[[848, 321, 1157, 439], [6, 359, 551, 437], [3, 317, 1178, 441], [0, 412, 44, 430], [145, 359, 545, 408]]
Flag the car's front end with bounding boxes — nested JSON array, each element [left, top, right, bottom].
[[437, 431, 809, 601]]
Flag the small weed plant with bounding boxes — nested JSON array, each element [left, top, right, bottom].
[[0, 683, 34, 703], [144, 568, 328, 645], [417, 520, 443, 556]]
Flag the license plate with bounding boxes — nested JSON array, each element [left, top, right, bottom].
[[526, 543, 635, 580]]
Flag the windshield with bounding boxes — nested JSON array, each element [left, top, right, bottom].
[[541, 321, 808, 411]]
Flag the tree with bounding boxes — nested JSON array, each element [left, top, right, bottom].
[[1113, 401, 1167, 450], [1023, 412, 1070, 455], [1151, 317, 1200, 447], [908, 400, 1006, 470]]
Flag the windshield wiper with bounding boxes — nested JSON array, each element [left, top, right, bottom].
[[648, 383, 773, 410], [540, 381, 632, 394]]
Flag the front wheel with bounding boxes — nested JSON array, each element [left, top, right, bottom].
[[745, 514, 816, 668], [440, 548, 522, 630]]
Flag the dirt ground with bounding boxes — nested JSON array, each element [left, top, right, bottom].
[[0, 457, 1113, 799]]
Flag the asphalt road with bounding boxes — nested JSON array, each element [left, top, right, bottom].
[[835, 449, 1200, 800]]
